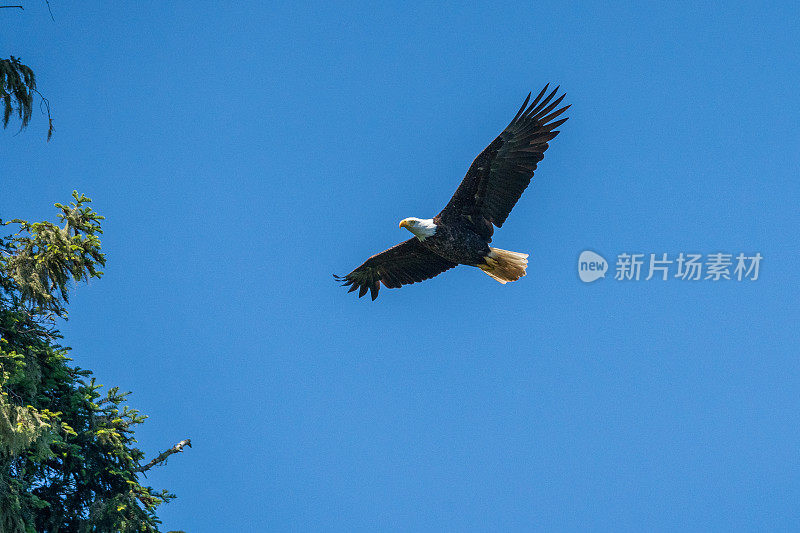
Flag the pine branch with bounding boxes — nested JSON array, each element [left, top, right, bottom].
[[137, 439, 192, 473]]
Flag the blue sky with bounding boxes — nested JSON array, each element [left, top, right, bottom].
[[3, 1, 800, 530]]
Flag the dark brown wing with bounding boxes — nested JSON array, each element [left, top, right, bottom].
[[438, 86, 569, 238], [334, 238, 456, 300]]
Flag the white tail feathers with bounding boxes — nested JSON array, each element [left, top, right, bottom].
[[479, 248, 529, 284]]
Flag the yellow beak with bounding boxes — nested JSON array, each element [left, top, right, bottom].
[[399, 219, 408, 229]]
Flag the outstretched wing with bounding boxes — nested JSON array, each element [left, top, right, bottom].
[[438, 86, 569, 238], [335, 238, 457, 300]]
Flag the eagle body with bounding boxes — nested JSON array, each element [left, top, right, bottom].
[[336, 86, 569, 300], [418, 217, 489, 266]]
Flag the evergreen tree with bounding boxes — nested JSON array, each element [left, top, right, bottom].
[[0, 193, 189, 532], [0, 55, 53, 140]]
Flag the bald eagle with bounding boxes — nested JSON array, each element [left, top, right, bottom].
[[335, 86, 569, 300]]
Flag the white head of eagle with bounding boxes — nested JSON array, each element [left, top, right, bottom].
[[399, 217, 437, 241]]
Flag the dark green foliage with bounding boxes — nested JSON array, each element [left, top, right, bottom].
[[0, 56, 35, 129], [0, 56, 53, 140], [0, 193, 182, 532]]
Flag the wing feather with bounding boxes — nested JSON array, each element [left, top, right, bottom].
[[438, 87, 569, 233], [334, 238, 456, 300]]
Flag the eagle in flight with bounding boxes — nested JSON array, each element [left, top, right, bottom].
[[335, 86, 569, 300]]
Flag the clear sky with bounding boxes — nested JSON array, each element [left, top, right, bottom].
[[3, 1, 800, 530]]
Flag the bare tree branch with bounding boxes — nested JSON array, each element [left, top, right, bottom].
[[32, 87, 54, 140], [0, 5, 25, 9], [137, 439, 192, 473]]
